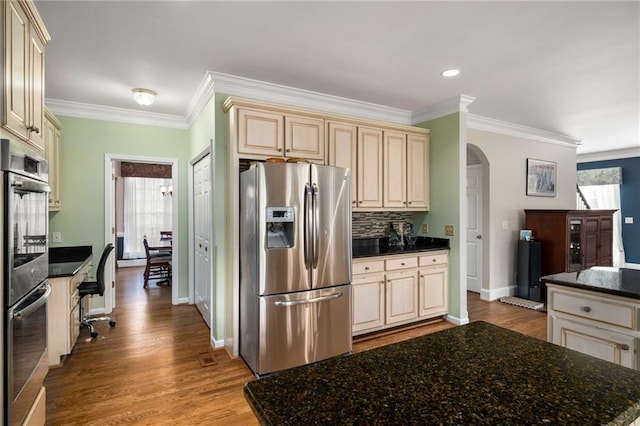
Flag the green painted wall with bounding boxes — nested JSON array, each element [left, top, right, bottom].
[[49, 116, 191, 302], [414, 113, 463, 320], [187, 93, 229, 343]]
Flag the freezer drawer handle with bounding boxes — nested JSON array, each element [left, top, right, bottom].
[[274, 291, 343, 307]]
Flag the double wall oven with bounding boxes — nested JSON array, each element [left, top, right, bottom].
[[1, 139, 51, 425]]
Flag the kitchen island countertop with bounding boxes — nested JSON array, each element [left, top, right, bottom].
[[541, 267, 640, 300], [244, 321, 640, 425]]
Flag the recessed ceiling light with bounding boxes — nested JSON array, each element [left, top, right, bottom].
[[132, 88, 157, 106], [441, 69, 460, 78]]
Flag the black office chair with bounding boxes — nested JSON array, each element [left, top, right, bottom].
[[78, 243, 116, 338]]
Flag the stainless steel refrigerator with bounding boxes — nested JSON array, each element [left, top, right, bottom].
[[240, 162, 352, 376]]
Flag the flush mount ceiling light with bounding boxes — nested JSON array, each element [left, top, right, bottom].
[[441, 69, 460, 78], [132, 88, 157, 106]]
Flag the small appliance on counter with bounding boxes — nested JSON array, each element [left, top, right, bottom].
[[240, 162, 352, 376]]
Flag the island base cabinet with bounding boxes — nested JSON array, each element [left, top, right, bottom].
[[550, 316, 637, 369], [385, 270, 418, 325], [352, 273, 385, 334]]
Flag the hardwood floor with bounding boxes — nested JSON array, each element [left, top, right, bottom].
[[45, 269, 547, 425]]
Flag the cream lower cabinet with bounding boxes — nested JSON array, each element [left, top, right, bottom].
[[417, 251, 449, 318], [547, 284, 639, 370], [47, 262, 90, 366], [352, 251, 448, 336], [23, 386, 46, 426], [385, 269, 418, 325], [352, 272, 385, 334]]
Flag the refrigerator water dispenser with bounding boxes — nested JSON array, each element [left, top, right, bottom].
[[265, 207, 294, 248]]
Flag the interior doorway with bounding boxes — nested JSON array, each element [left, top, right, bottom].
[[466, 145, 489, 299], [191, 151, 213, 329], [104, 153, 180, 311]]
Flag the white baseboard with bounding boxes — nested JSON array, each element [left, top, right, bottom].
[[117, 259, 146, 268], [445, 314, 470, 326], [87, 306, 106, 316], [481, 285, 516, 301], [177, 297, 189, 304], [624, 262, 640, 270], [211, 337, 225, 348]]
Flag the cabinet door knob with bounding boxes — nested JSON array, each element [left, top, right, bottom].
[[364, 266, 369, 270], [278, 148, 283, 152], [432, 258, 436, 262], [581, 306, 592, 313], [358, 201, 363, 204], [621, 344, 630, 351], [401, 262, 405, 266], [286, 149, 291, 152]]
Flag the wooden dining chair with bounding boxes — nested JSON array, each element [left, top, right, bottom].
[[142, 236, 172, 288]]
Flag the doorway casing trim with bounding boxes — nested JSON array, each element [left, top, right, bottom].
[[104, 153, 180, 309]]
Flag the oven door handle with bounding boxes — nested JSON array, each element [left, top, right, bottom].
[[12, 179, 50, 194], [13, 283, 51, 320]]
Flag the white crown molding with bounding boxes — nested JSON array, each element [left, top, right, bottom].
[[467, 114, 581, 148], [577, 146, 640, 163], [411, 95, 476, 124], [207, 71, 413, 125], [184, 72, 215, 126], [45, 99, 189, 129]]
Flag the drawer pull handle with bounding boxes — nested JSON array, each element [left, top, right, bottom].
[[364, 266, 369, 270], [581, 306, 592, 313], [621, 344, 630, 351], [401, 262, 405, 266], [432, 259, 436, 262]]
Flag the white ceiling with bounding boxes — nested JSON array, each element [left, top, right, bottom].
[[36, 1, 639, 156]]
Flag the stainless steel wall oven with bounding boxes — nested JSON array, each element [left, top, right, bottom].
[[1, 139, 51, 425]]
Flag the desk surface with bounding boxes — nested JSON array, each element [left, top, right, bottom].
[[244, 321, 640, 425]]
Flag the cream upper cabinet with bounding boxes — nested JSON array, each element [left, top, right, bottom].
[[383, 131, 407, 208], [327, 121, 357, 207], [237, 108, 284, 156], [357, 127, 383, 209], [407, 133, 429, 209], [44, 108, 62, 210], [2, 0, 49, 151], [236, 107, 325, 162], [284, 115, 325, 161]]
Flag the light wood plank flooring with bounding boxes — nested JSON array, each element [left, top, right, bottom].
[[45, 267, 547, 425]]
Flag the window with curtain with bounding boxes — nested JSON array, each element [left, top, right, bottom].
[[577, 167, 625, 267], [123, 177, 172, 259]]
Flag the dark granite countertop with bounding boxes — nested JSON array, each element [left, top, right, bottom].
[[541, 267, 640, 300], [49, 245, 92, 278], [353, 236, 449, 259], [244, 321, 640, 425]]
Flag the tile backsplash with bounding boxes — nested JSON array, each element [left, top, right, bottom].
[[352, 212, 417, 238]]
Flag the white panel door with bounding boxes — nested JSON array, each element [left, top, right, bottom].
[[466, 165, 483, 293], [194, 154, 212, 328]]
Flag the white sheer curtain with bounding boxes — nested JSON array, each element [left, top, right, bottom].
[[580, 184, 625, 266], [123, 177, 172, 259]]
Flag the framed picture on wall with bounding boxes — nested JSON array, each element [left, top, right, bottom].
[[526, 158, 556, 197]]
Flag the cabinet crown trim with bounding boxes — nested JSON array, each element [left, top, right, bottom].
[[224, 97, 430, 135], [18, 0, 51, 43]]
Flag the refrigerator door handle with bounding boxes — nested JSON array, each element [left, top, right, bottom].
[[312, 183, 320, 269], [304, 183, 312, 270], [273, 291, 343, 307]]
